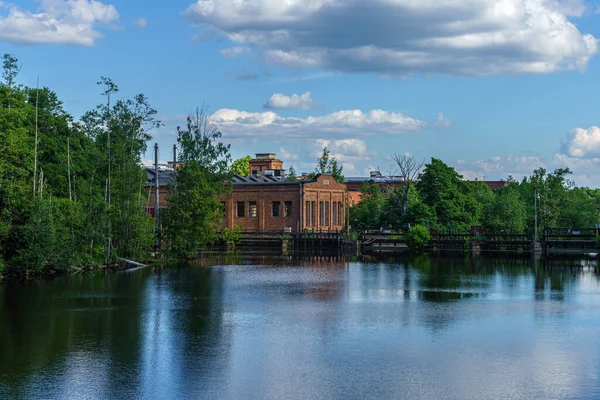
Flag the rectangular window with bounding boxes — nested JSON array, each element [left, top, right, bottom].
[[325, 202, 330, 227], [305, 201, 311, 227], [252, 170, 258, 176], [272, 201, 281, 217], [284, 201, 292, 217], [319, 201, 324, 226], [333, 202, 337, 226], [236, 202, 245, 218], [338, 202, 343, 226], [311, 201, 316, 228], [249, 201, 257, 218]]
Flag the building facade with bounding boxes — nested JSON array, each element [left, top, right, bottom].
[[222, 174, 346, 233], [249, 153, 284, 177]]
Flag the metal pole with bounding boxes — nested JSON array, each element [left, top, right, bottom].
[[155, 143, 160, 249], [172, 144, 177, 194], [534, 188, 537, 243]]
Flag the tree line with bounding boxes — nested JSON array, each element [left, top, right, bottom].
[[1, 55, 160, 276], [350, 156, 600, 234], [2, 52, 599, 277]]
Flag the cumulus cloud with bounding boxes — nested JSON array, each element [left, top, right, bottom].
[[0, 0, 119, 46], [561, 126, 600, 158], [211, 108, 432, 139], [132, 17, 147, 28], [264, 92, 319, 110], [183, 0, 598, 76]]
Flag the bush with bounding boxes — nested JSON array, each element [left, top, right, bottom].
[[221, 225, 243, 248], [407, 225, 430, 252]]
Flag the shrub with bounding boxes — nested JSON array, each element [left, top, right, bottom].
[[407, 225, 430, 252], [221, 225, 243, 249]]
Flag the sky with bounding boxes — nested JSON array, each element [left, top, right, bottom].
[[3, 0, 600, 186]]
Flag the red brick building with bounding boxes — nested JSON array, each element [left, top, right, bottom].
[[222, 174, 346, 233], [249, 153, 284, 177]]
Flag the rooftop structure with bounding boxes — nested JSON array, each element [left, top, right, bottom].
[[249, 153, 284, 177]]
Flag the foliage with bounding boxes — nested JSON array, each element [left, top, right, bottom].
[[221, 224, 243, 248], [407, 225, 430, 251], [163, 106, 231, 258], [304, 147, 344, 182], [231, 155, 252, 176], [0, 54, 159, 274], [482, 185, 526, 233], [287, 166, 298, 181], [349, 182, 385, 229]]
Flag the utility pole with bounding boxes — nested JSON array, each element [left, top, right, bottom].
[[33, 78, 39, 196], [534, 188, 538, 243], [172, 144, 177, 194], [155, 143, 160, 250]]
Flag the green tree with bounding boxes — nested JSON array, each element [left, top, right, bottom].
[[349, 182, 384, 229], [231, 155, 252, 176], [305, 147, 344, 182], [287, 166, 298, 181], [417, 158, 480, 231], [482, 185, 526, 233], [163, 105, 232, 257]]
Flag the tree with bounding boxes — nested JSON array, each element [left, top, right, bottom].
[[349, 182, 384, 229], [305, 147, 344, 182], [482, 185, 526, 233], [163, 105, 231, 257], [417, 158, 480, 231], [231, 155, 252, 176], [392, 153, 423, 216], [287, 166, 298, 181]]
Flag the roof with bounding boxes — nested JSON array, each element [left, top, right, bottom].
[[345, 176, 405, 184], [145, 168, 174, 187], [231, 174, 304, 185]]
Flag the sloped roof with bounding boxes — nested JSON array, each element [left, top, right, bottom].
[[231, 174, 304, 185]]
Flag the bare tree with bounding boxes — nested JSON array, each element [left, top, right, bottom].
[[392, 153, 424, 216]]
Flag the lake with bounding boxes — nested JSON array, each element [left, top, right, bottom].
[[1, 255, 599, 399]]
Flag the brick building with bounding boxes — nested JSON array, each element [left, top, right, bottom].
[[222, 174, 346, 233], [249, 153, 284, 177]]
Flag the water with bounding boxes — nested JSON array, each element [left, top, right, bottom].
[[1, 256, 599, 400]]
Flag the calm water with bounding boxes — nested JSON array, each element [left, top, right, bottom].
[[1, 256, 599, 400]]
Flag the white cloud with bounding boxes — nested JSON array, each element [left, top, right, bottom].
[[279, 147, 298, 161], [220, 45, 250, 57], [183, 0, 598, 76], [561, 126, 600, 158], [264, 92, 319, 110], [132, 17, 147, 28], [455, 154, 545, 181], [211, 108, 433, 139], [0, 0, 119, 46]]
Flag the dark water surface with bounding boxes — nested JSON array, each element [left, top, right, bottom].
[[1, 256, 600, 400]]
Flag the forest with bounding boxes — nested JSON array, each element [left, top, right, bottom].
[[1, 53, 599, 277]]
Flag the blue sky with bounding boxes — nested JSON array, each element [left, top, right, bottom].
[[3, 0, 600, 185]]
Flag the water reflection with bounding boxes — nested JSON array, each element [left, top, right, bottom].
[[0, 256, 599, 399]]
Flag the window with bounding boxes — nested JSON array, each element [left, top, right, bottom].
[[252, 170, 258, 176], [338, 202, 343, 225], [325, 202, 330, 226], [333, 202, 337, 226], [284, 201, 292, 217], [272, 201, 281, 217], [236, 202, 245, 218], [319, 202, 324, 226], [306, 201, 311, 227], [249, 201, 257, 218], [311, 201, 316, 227]]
